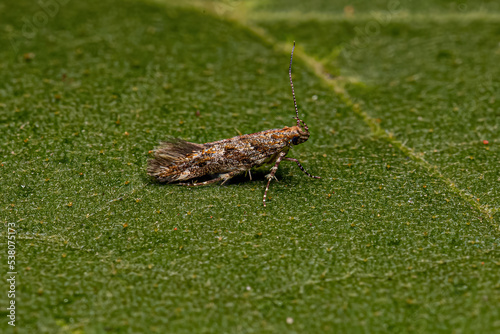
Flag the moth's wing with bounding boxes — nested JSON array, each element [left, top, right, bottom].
[[147, 138, 205, 182], [217, 135, 289, 168]]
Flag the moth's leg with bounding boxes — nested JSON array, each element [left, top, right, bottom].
[[177, 171, 240, 187], [220, 170, 241, 185], [244, 170, 252, 181], [263, 151, 287, 207], [177, 176, 224, 187], [284, 157, 321, 179]]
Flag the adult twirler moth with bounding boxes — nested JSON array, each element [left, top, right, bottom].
[[147, 42, 320, 206]]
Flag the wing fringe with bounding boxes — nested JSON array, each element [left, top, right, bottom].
[[147, 138, 204, 182]]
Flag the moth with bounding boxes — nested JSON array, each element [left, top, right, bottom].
[[147, 42, 320, 206]]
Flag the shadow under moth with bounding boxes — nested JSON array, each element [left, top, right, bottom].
[[147, 42, 320, 207]]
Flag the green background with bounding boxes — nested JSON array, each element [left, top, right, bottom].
[[0, 0, 499, 333]]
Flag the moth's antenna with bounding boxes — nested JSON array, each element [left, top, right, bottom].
[[289, 41, 300, 127], [289, 41, 308, 131]]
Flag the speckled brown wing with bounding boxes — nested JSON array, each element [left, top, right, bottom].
[[202, 129, 292, 168], [147, 128, 295, 183]]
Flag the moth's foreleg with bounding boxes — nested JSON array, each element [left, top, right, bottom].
[[263, 151, 287, 207], [284, 157, 321, 179]]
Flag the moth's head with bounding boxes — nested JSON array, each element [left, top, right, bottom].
[[290, 122, 309, 145]]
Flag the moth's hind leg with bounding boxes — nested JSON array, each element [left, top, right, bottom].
[[177, 176, 224, 187], [284, 157, 321, 179], [220, 170, 242, 185], [178, 170, 241, 187]]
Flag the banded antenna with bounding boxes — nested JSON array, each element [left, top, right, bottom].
[[288, 41, 309, 131]]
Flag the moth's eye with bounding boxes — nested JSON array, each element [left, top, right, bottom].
[[292, 136, 299, 145]]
